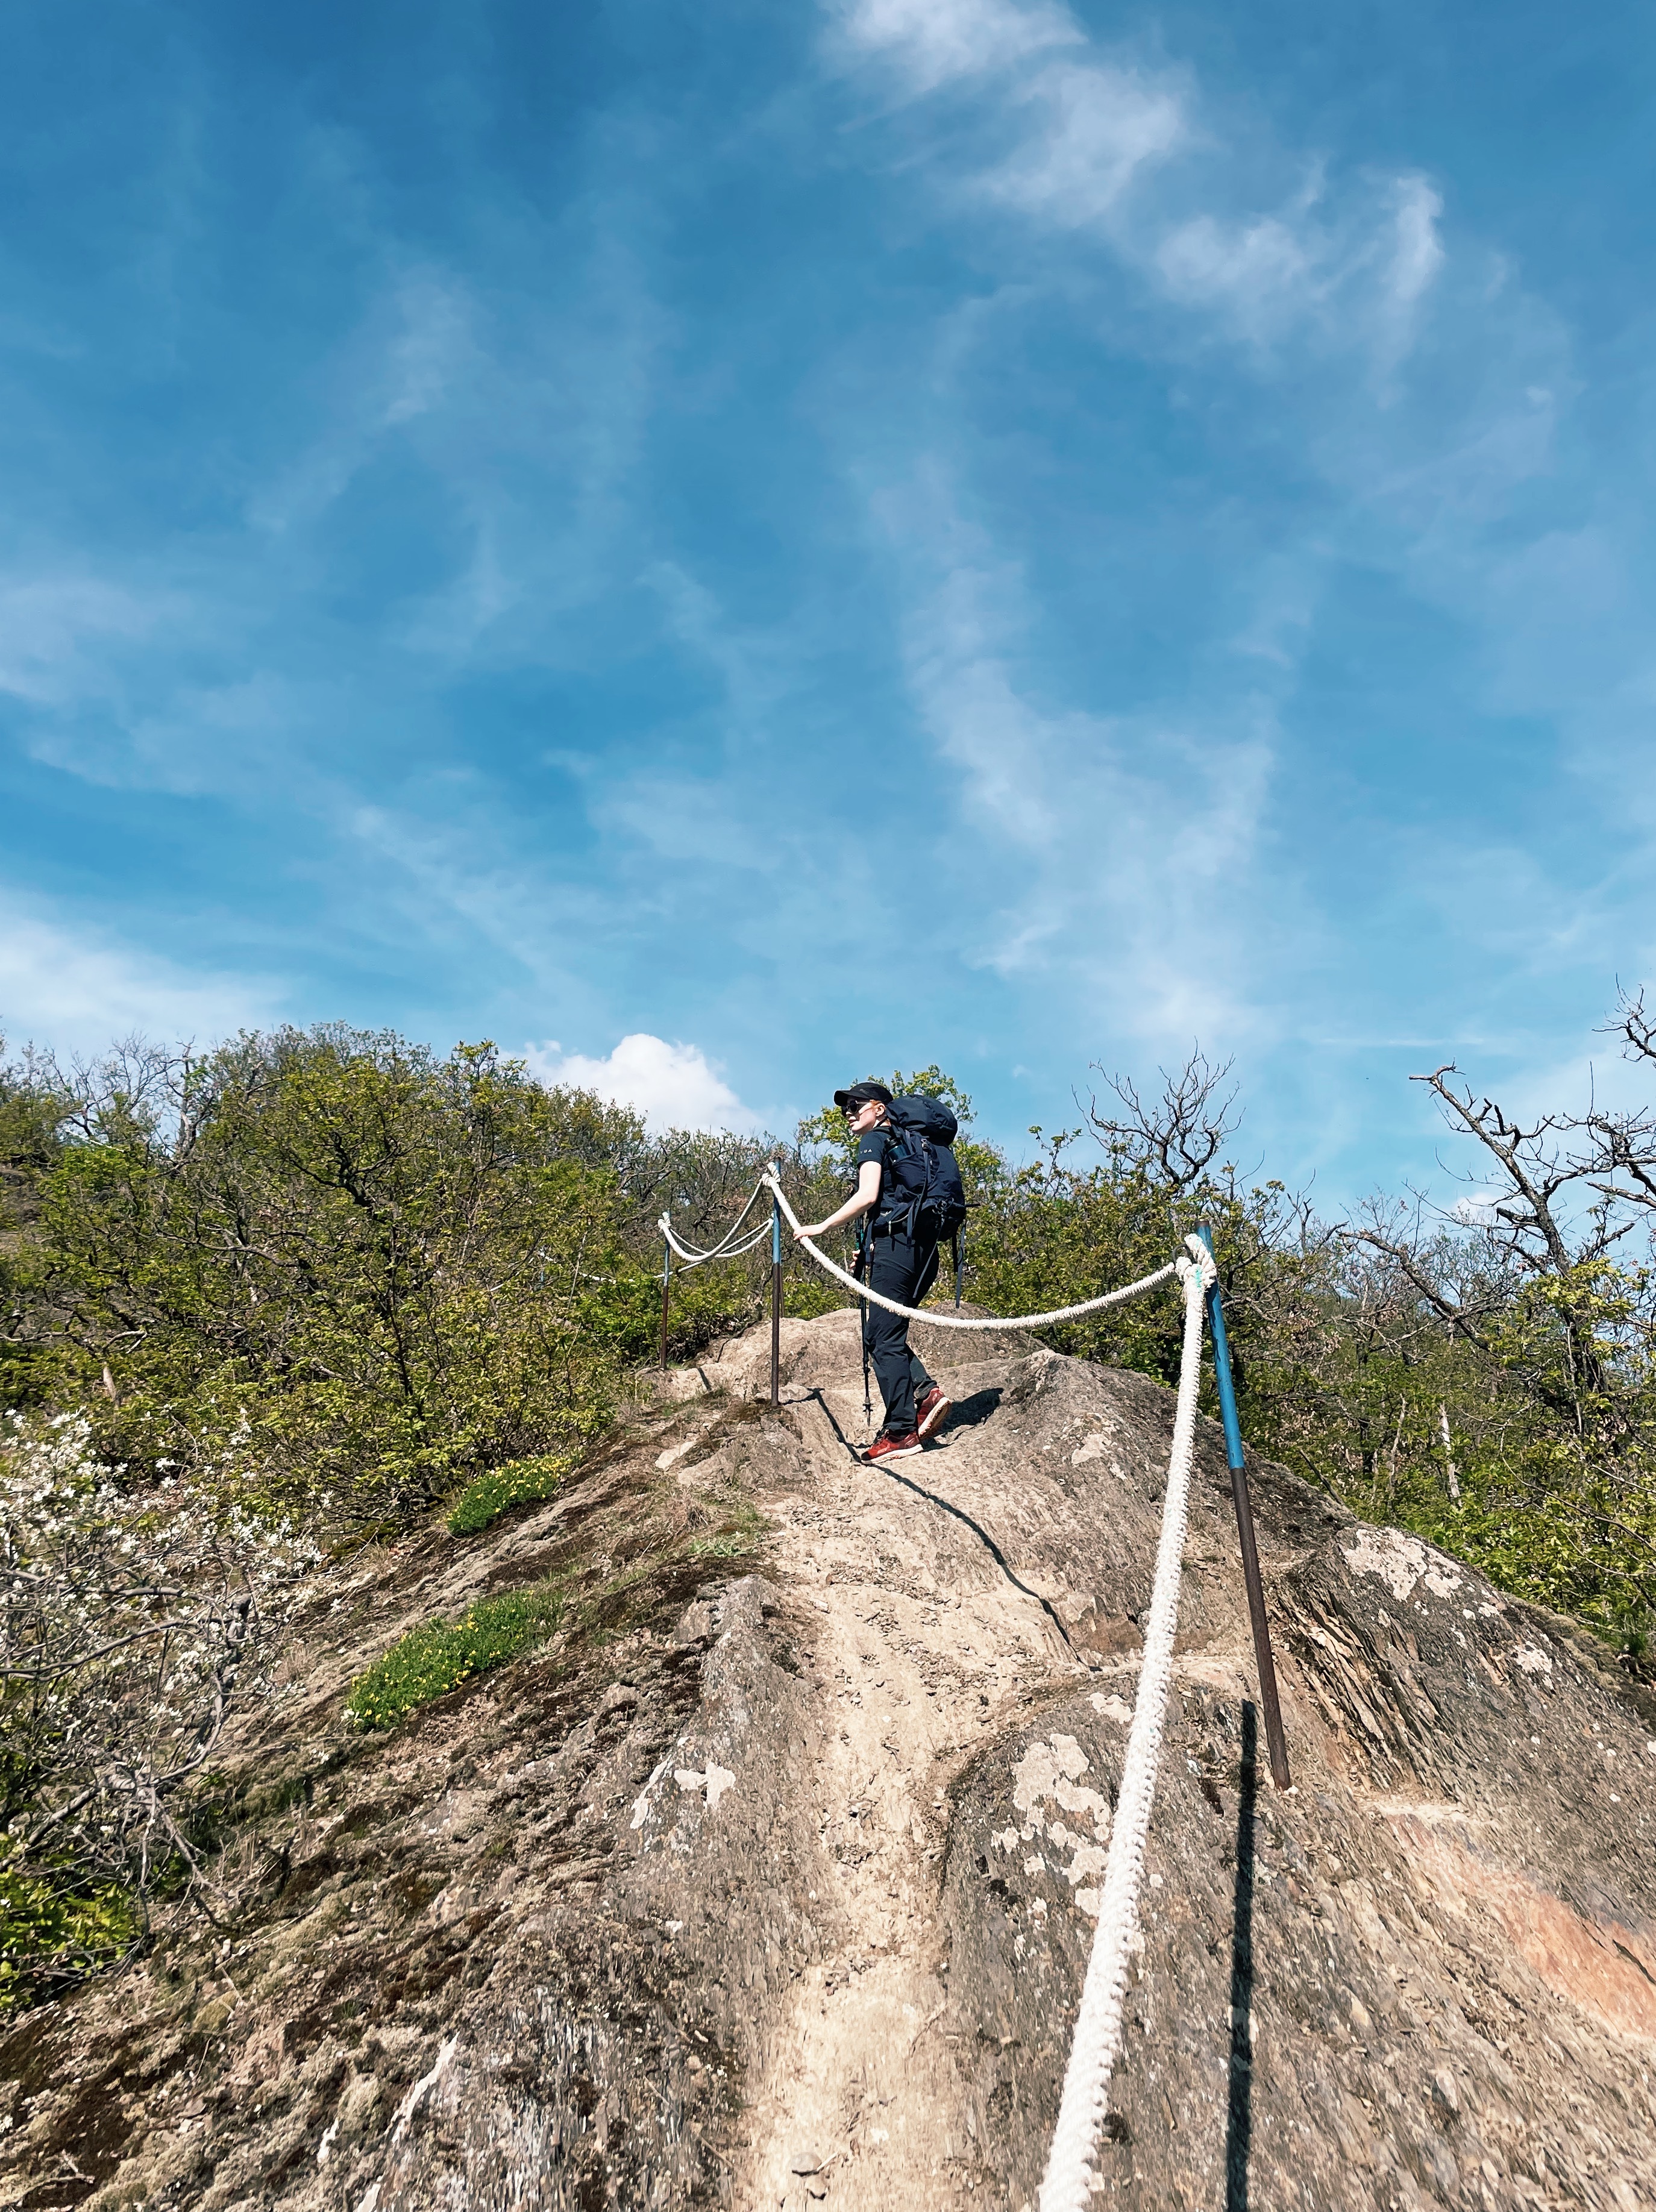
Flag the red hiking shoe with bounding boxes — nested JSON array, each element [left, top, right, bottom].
[[915, 1385, 953, 1440], [865, 1430, 922, 1464]]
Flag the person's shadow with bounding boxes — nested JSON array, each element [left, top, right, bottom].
[[809, 1386, 1076, 1651], [1225, 1701, 1258, 2212]]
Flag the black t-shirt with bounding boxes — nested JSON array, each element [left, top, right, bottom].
[[855, 1128, 891, 1179], [855, 1127, 896, 1223]]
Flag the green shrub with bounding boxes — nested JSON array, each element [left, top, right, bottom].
[[17, 1030, 630, 1527], [343, 1584, 565, 1728], [446, 1452, 572, 1535], [0, 1851, 140, 2011]]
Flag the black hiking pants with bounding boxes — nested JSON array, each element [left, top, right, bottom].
[[863, 1225, 939, 1437]]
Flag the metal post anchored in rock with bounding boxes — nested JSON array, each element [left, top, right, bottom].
[[1197, 1224, 1291, 1791], [770, 1170, 783, 1407], [659, 1235, 671, 1373]]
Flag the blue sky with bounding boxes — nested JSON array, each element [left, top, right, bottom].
[[2, 0, 1654, 1200]]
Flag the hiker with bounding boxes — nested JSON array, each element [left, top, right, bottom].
[[791, 1081, 966, 1463]]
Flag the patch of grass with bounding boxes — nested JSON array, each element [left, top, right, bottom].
[[350, 1468, 770, 1727], [343, 1582, 566, 1728], [685, 1532, 756, 1559], [446, 1452, 572, 1536], [685, 1500, 770, 1561]]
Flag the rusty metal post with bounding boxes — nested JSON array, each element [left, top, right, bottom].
[[770, 1185, 783, 1406], [1197, 1226, 1291, 1791], [659, 1236, 671, 1373]]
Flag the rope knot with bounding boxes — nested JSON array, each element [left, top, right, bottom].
[[1178, 1234, 1218, 1293]]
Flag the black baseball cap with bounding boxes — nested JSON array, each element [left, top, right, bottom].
[[833, 1080, 892, 1113]]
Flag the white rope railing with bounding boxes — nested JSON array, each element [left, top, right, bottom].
[[658, 1177, 773, 1269], [1037, 1235, 1214, 2212], [660, 1218, 773, 1269], [671, 1174, 1250, 2195], [763, 1171, 1178, 1327]]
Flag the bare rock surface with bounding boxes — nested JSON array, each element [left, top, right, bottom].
[[4, 1312, 1654, 2211]]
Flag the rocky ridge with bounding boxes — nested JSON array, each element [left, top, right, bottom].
[[2, 1310, 1654, 2211]]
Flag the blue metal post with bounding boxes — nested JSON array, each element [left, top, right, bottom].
[[1197, 1226, 1291, 1791], [770, 1184, 783, 1406], [659, 1235, 671, 1372]]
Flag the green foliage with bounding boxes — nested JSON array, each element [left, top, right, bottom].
[[0, 1046, 65, 1184], [782, 1270, 847, 1320], [5, 1011, 1653, 1762], [0, 1407, 316, 2003], [16, 1030, 638, 1524], [1259, 1250, 1656, 1655], [0, 1041, 70, 1411], [947, 1110, 1300, 1417], [343, 1583, 566, 1728], [446, 1452, 572, 1535], [0, 1025, 812, 1532], [0, 1849, 139, 2011]]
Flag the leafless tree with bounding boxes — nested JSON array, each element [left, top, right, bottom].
[[1083, 1045, 1241, 1193], [1574, 989, 1656, 1226], [1349, 1059, 1656, 1417]]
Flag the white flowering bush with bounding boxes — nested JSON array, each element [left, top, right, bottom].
[[0, 1408, 318, 2002]]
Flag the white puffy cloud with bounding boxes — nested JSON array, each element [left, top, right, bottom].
[[524, 1033, 763, 1133]]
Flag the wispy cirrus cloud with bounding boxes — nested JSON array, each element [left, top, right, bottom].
[[811, 0, 1656, 1183], [876, 468, 1281, 1043], [826, 0, 1082, 93], [0, 895, 283, 1055], [983, 59, 1187, 228], [829, 0, 1446, 365], [4, 0, 1655, 1212], [0, 575, 184, 715], [248, 267, 484, 539]]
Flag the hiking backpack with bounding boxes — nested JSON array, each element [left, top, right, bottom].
[[877, 1094, 968, 1245]]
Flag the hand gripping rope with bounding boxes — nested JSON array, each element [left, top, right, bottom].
[[762, 1172, 1178, 1326]]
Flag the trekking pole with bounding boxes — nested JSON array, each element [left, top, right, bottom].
[[1196, 1225, 1291, 1791], [770, 1171, 783, 1407], [659, 1235, 671, 1373], [854, 1224, 874, 1430]]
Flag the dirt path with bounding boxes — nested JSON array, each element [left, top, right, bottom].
[[733, 1359, 1087, 2211]]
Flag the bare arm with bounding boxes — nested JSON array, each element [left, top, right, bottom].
[[795, 1160, 882, 1241]]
